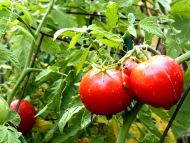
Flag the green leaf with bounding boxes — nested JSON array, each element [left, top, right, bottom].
[[0, 9, 13, 39], [81, 109, 91, 129], [35, 69, 53, 83], [128, 13, 135, 24], [53, 26, 87, 41], [43, 124, 58, 142], [106, 1, 119, 29], [88, 24, 123, 48], [6, 110, 21, 127], [51, 108, 88, 143], [69, 33, 82, 49], [16, 3, 33, 24], [0, 0, 10, 10], [16, 25, 35, 41], [138, 105, 162, 137], [0, 125, 22, 143], [128, 25, 137, 37], [35, 105, 48, 117], [111, 0, 133, 7], [0, 44, 21, 69], [91, 136, 105, 143], [36, 79, 65, 117], [35, 69, 62, 83], [9, 35, 32, 69], [41, 37, 62, 54], [157, 0, 170, 12], [49, 8, 78, 28], [139, 16, 164, 38], [76, 48, 89, 75], [58, 105, 84, 132], [171, 0, 190, 18]]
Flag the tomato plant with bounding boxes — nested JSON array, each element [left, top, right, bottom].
[[130, 55, 184, 109], [10, 99, 36, 133], [0, 96, 9, 124], [0, 0, 190, 143], [79, 68, 133, 116]]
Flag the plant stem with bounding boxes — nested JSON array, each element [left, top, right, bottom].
[[175, 51, 190, 64], [142, 46, 161, 55], [7, 0, 54, 105], [15, 35, 44, 111], [25, 0, 54, 69], [159, 83, 190, 143], [7, 70, 28, 104], [116, 102, 143, 143]]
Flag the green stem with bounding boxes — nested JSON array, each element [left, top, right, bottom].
[[7, 70, 28, 104], [0, 84, 12, 93], [85, 33, 102, 58], [25, 0, 54, 69], [116, 103, 143, 143], [27, 68, 67, 76], [7, 0, 54, 105], [142, 46, 161, 55], [175, 51, 190, 64]]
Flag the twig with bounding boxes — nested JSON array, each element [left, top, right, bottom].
[[158, 84, 190, 143]]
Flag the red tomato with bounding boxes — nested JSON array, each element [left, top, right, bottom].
[[79, 68, 133, 116], [10, 99, 36, 133], [123, 58, 138, 76], [130, 55, 184, 109]]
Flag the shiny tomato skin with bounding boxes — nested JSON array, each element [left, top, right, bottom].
[[0, 96, 9, 124], [130, 55, 184, 109], [79, 68, 133, 116], [123, 58, 138, 76], [10, 99, 36, 133]]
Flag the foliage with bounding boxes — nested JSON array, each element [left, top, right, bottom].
[[0, 0, 190, 143]]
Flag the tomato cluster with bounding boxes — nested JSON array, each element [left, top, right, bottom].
[[79, 55, 184, 116]]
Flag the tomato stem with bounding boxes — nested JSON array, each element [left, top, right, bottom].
[[141, 46, 160, 55], [116, 102, 143, 143], [175, 51, 190, 64], [159, 83, 190, 143]]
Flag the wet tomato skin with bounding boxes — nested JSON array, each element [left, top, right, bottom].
[[10, 99, 36, 133], [79, 68, 133, 116], [130, 55, 184, 109], [123, 58, 138, 76]]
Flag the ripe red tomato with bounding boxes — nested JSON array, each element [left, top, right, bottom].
[[122, 58, 138, 76], [79, 68, 133, 116], [130, 55, 184, 109], [10, 99, 36, 133], [0, 96, 9, 124]]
